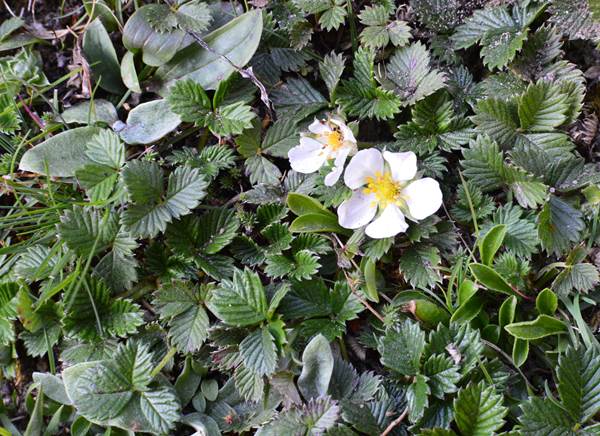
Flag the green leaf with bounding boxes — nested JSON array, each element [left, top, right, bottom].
[[469, 263, 519, 297], [319, 51, 345, 98], [63, 278, 144, 341], [319, 1, 347, 31], [63, 342, 180, 434], [518, 397, 575, 435], [245, 155, 282, 186], [557, 346, 600, 424], [379, 42, 445, 106], [481, 204, 539, 258], [166, 208, 240, 256], [479, 224, 506, 266], [453, 382, 507, 436], [117, 99, 181, 145], [61, 99, 118, 125], [207, 268, 267, 326], [336, 47, 401, 120], [122, 4, 188, 67], [120, 51, 141, 93], [398, 244, 441, 289], [379, 320, 425, 376], [518, 81, 569, 131], [155, 10, 263, 94], [423, 354, 460, 399], [167, 79, 212, 123], [407, 374, 430, 422], [122, 162, 208, 238], [512, 338, 529, 367], [298, 334, 333, 400], [239, 327, 278, 376], [552, 263, 599, 297], [538, 196, 585, 256], [0, 283, 18, 345], [205, 101, 255, 136], [82, 19, 124, 94], [536, 288, 558, 315], [290, 213, 350, 235], [19, 126, 103, 177], [265, 250, 320, 280], [287, 193, 333, 217], [504, 315, 567, 340], [235, 364, 264, 402]]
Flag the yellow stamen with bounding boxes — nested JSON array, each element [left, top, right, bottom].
[[325, 130, 344, 151], [363, 171, 403, 208]]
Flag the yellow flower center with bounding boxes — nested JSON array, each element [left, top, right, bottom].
[[363, 171, 402, 208], [325, 130, 344, 151]]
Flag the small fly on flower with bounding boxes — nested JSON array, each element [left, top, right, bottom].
[[287, 115, 358, 186], [337, 148, 443, 239]]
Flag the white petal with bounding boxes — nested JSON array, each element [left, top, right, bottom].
[[308, 119, 330, 135], [365, 204, 408, 238], [330, 117, 356, 144], [403, 178, 443, 220], [288, 138, 327, 173], [338, 191, 377, 229], [324, 147, 351, 186], [383, 151, 417, 182], [343, 148, 384, 189]]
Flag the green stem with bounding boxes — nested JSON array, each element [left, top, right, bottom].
[[346, 0, 358, 53], [151, 347, 177, 378]]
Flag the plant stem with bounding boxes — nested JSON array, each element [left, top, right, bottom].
[[151, 347, 177, 378]]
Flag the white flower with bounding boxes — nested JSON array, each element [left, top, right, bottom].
[[288, 116, 357, 186], [337, 149, 443, 239]]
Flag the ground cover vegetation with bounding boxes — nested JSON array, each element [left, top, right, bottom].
[[1, 0, 600, 434]]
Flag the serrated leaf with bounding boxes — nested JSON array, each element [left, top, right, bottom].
[[538, 196, 585, 256], [518, 397, 575, 435], [122, 162, 208, 238], [379, 320, 425, 376], [319, 51, 345, 97], [208, 268, 267, 326], [239, 327, 278, 376], [167, 79, 211, 123], [453, 382, 507, 436], [379, 42, 445, 106], [518, 81, 569, 131], [398, 244, 441, 289], [423, 354, 461, 399], [557, 346, 600, 424], [407, 374, 430, 422]]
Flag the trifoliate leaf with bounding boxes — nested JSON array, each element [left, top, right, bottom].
[[156, 282, 210, 353], [63, 277, 143, 341], [122, 162, 208, 238], [167, 79, 211, 123]]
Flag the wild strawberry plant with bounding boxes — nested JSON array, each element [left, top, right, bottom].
[[1, 0, 600, 434]]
